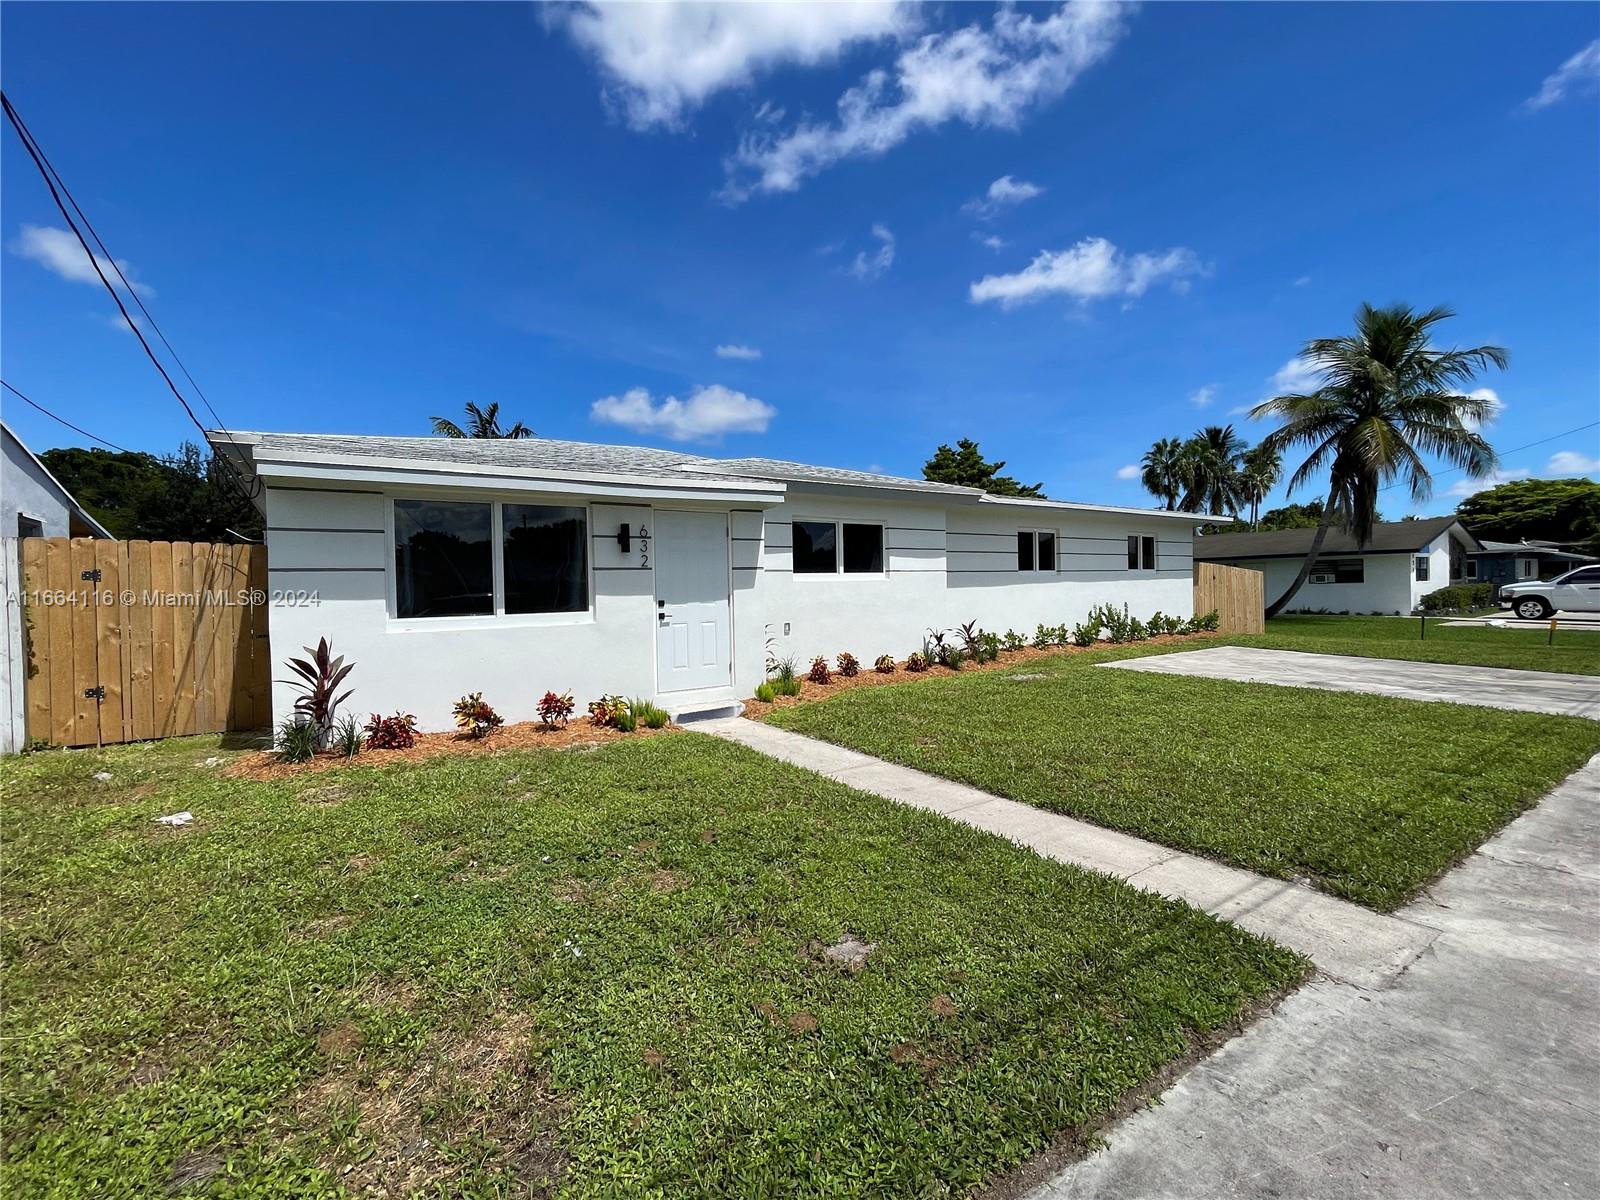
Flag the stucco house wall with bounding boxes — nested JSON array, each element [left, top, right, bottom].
[[1, 423, 111, 539]]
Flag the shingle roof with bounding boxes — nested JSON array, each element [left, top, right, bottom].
[[1192, 516, 1467, 561], [1474, 539, 1595, 560], [703, 456, 980, 495]]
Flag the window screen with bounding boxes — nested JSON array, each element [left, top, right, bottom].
[[394, 500, 493, 617]]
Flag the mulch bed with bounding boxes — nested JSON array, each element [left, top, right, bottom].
[[226, 721, 677, 782], [741, 633, 1219, 720]]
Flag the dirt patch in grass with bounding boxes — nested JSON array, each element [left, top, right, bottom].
[[300, 1009, 564, 1197], [742, 634, 1218, 718], [225, 721, 679, 782]]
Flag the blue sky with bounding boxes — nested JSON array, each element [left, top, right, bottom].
[[3, 1, 1597, 516]]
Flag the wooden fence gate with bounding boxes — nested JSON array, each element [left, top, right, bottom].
[[1193, 561, 1265, 635], [16, 538, 270, 748]]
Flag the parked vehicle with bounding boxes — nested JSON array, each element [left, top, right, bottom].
[[1499, 566, 1600, 619]]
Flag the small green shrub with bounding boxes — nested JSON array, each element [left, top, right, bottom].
[[588, 694, 632, 728], [754, 681, 777, 703], [836, 652, 860, 678], [1001, 629, 1027, 652], [1419, 583, 1494, 614], [1187, 609, 1221, 633], [1089, 603, 1139, 643], [904, 652, 929, 673], [630, 698, 669, 729], [873, 654, 897, 674], [332, 714, 364, 758], [773, 676, 804, 697], [978, 631, 1002, 662], [275, 718, 318, 764], [1032, 623, 1055, 649], [1070, 618, 1102, 647], [807, 656, 832, 685], [772, 656, 799, 687]]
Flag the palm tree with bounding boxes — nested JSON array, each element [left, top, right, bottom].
[[429, 402, 532, 439], [1251, 303, 1504, 618], [1140, 437, 1188, 510], [1238, 443, 1282, 528], [1179, 425, 1249, 517]]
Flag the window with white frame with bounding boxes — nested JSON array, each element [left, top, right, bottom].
[[393, 499, 588, 619], [1310, 558, 1364, 584], [1415, 555, 1430, 582], [1017, 529, 1056, 572], [793, 520, 883, 575], [1517, 558, 1537, 580], [1126, 535, 1156, 571]]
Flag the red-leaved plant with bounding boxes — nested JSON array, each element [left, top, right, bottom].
[[537, 689, 575, 729], [280, 638, 355, 748], [807, 656, 832, 685], [453, 692, 504, 739], [835, 652, 860, 678], [873, 654, 896, 674], [364, 711, 418, 749]]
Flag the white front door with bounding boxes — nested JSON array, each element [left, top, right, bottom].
[[655, 510, 732, 692]]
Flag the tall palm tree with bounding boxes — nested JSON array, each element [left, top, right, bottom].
[[430, 402, 533, 439], [1179, 424, 1249, 517], [1140, 437, 1188, 510], [1238, 443, 1282, 528], [1251, 303, 1504, 617]]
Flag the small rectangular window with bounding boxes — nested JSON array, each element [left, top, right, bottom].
[[394, 499, 493, 618], [1017, 531, 1035, 571], [1127, 535, 1155, 571], [793, 521, 838, 574], [503, 503, 588, 614], [1465, 559, 1478, 579], [1415, 555, 1430, 582], [1311, 558, 1364, 584], [1517, 558, 1537, 580], [842, 523, 883, 574], [1037, 531, 1056, 572]]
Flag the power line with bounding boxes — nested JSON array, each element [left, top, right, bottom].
[[1, 379, 133, 453], [1377, 420, 1600, 492], [0, 90, 260, 503]]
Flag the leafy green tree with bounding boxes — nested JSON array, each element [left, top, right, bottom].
[[1139, 437, 1188, 510], [1456, 477, 1600, 553], [922, 439, 1043, 497], [1238, 443, 1283, 528], [39, 442, 263, 541], [1179, 425, 1249, 517], [430, 401, 532, 439], [1251, 303, 1504, 617]]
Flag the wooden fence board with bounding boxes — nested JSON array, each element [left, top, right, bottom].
[[1193, 561, 1265, 635], [16, 538, 269, 748]]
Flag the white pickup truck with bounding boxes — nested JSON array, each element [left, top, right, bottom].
[[1500, 565, 1600, 619]]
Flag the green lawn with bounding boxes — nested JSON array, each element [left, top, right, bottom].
[[0, 734, 1303, 1198], [766, 647, 1600, 910], [1231, 613, 1600, 675]]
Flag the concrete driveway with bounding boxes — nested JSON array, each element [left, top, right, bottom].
[[1104, 646, 1600, 720], [1026, 753, 1600, 1200]]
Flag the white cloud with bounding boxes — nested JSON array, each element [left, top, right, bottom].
[[1460, 386, 1503, 431], [590, 383, 775, 441], [1266, 356, 1323, 397], [723, 2, 1129, 200], [973, 232, 1008, 251], [963, 173, 1045, 217], [1115, 463, 1140, 481], [848, 223, 896, 280], [968, 236, 1204, 308], [715, 343, 762, 360], [1189, 383, 1218, 409], [552, 1, 914, 131], [1447, 468, 1532, 499], [1548, 450, 1600, 475], [1525, 39, 1600, 111], [10, 224, 154, 296], [1292, 275, 1312, 287]]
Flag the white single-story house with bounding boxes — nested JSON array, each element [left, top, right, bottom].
[[211, 431, 1214, 731], [1, 420, 114, 540], [1192, 516, 1480, 615]]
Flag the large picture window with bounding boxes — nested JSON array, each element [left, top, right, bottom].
[[1311, 558, 1364, 584], [503, 504, 588, 614], [793, 520, 883, 575], [1127, 535, 1156, 571], [393, 499, 590, 619], [394, 500, 493, 617]]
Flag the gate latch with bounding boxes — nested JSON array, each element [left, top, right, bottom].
[[80, 568, 102, 583], [83, 685, 106, 702]]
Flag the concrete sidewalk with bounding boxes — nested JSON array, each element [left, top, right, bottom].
[[698, 717, 1438, 989], [1104, 646, 1600, 720], [1026, 753, 1600, 1200]]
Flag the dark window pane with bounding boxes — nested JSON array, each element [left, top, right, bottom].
[[1142, 537, 1156, 570], [1127, 535, 1140, 570], [394, 500, 492, 618], [1415, 556, 1429, 581], [843, 524, 883, 574], [1017, 531, 1035, 571], [793, 521, 837, 574], [1314, 558, 1363, 583], [504, 504, 588, 614], [1038, 531, 1056, 572]]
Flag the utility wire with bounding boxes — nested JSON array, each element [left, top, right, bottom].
[[1, 379, 133, 453], [0, 90, 260, 502], [1377, 420, 1600, 492]]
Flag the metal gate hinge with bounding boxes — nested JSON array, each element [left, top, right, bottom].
[[80, 568, 102, 583], [83, 685, 106, 702]]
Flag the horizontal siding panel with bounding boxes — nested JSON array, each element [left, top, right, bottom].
[[266, 488, 386, 531], [268, 529, 387, 570]]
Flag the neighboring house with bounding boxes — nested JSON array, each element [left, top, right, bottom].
[[1467, 539, 1596, 597], [1192, 516, 1480, 615], [211, 431, 1213, 731], [0, 421, 113, 539]]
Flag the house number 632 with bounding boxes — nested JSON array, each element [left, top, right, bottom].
[[638, 527, 650, 568]]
